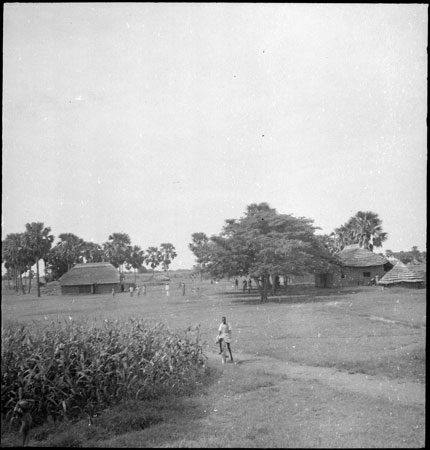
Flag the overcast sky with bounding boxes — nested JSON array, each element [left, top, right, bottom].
[[2, 3, 427, 269]]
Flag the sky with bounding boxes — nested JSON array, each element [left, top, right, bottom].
[[2, 3, 428, 270]]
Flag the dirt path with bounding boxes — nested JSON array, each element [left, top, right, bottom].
[[189, 350, 425, 447], [211, 350, 425, 407]]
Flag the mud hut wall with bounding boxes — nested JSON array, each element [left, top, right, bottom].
[[61, 285, 82, 295], [61, 283, 120, 295], [333, 265, 387, 286], [96, 283, 120, 294]]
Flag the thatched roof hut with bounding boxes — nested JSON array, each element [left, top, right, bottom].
[[59, 262, 120, 295], [317, 244, 392, 287], [379, 261, 425, 287]]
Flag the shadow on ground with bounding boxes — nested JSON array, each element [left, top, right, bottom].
[[216, 285, 363, 305]]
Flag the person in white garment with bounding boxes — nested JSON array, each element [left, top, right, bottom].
[[218, 316, 233, 362]]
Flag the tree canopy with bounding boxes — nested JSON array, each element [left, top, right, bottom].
[[189, 232, 211, 280], [23, 222, 54, 297], [331, 211, 388, 251], [192, 203, 338, 302], [160, 243, 177, 277]]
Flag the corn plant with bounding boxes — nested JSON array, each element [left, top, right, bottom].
[[1, 318, 207, 426]]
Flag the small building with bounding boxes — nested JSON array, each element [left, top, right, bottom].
[[59, 262, 121, 295], [316, 244, 392, 287], [378, 261, 425, 288]]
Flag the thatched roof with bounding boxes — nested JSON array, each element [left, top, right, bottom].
[[59, 263, 120, 286], [337, 244, 389, 268], [406, 262, 426, 279], [406, 261, 427, 276], [378, 261, 425, 285]]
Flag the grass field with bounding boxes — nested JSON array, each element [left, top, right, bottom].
[[1, 276, 426, 447]]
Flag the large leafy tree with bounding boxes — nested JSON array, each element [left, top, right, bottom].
[[57, 233, 85, 270], [145, 246, 163, 279], [160, 243, 177, 277], [81, 241, 104, 263], [189, 232, 211, 280], [202, 203, 337, 302], [332, 211, 388, 251], [128, 245, 145, 283], [46, 233, 85, 280], [2, 232, 32, 293], [103, 233, 131, 273], [23, 222, 54, 297], [46, 245, 69, 281]]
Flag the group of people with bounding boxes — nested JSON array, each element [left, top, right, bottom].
[[111, 285, 147, 297], [112, 283, 188, 298], [233, 278, 253, 293]]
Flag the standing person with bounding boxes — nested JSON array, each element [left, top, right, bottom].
[[143, 284, 146, 295], [182, 282, 186, 296], [129, 286, 134, 297], [242, 279, 247, 292], [135, 286, 140, 296], [235, 278, 239, 290], [218, 316, 233, 362], [165, 283, 170, 297], [112, 288, 115, 298], [247, 278, 252, 293]]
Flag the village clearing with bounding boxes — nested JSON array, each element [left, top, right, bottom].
[[1, 278, 426, 448]]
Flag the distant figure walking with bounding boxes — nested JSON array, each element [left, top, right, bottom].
[[111, 288, 115, 298], [242, 279, 247, 292], [182, 282, 186, 296], [247, 279, 252, 293], [235, 279, 239, 289], [129, 286, 134, 297], [165, 283, 170, 297], [135, 286, 140, 296]]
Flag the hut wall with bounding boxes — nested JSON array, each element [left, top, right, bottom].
[[333, 266, 387, 287], [61, 285, 81, 295], [96, 283, 120, 294], [62, 284, 121, 295]]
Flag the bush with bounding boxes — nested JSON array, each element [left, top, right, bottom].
[[1, 318, 207, 426]]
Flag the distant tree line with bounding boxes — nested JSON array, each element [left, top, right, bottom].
[[385, 247, 426, 264], [2, 223, 177, 296], [189, 203, 423, 302]]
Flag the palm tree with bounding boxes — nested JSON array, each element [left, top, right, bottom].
[[145, 246, 162, 279], [330, 224, 354, 252], [348, 211, 388, 251], [333, 211, 388, 252], [23, 222, 54, 297], [160, 243, 177, 277]]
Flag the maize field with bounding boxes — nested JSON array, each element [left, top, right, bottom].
[[1, 318, 207, 425]]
